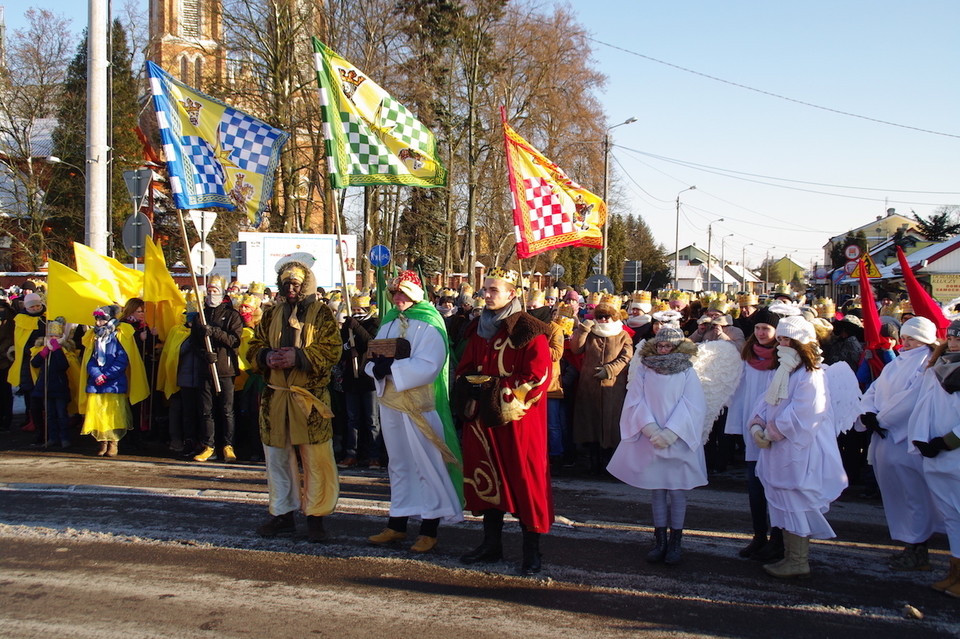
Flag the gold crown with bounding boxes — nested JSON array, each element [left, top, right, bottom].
[[487, 267, 519, 285], [737, 293, 759, 306], [557, 302, 575, 318], [544, 286, 559, 300], [586, 291, 601, 305], [553, 315, 575, 337], [352, 293, 371, 307], [248, 281, 265, 295], [707, 299, 731, 313], [526, 288, 545, 306], [207, 274, 226, 291], [280, 264, 307, 283], [653, 299, 671, 312], [600, 293, 619, 307], [630, 291, 652, 303], [668, 290, 690, 302]]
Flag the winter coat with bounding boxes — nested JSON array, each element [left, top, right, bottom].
[[570, 326, 633, 448], [85, 332, 130, 394]]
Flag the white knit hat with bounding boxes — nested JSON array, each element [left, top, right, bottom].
[[776, 316, 816, 345], [900, 316, 937, 345]]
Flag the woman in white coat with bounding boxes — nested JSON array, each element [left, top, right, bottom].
[[608, 326, 707, 565], [859, 316, 942, 571], [749, 316, 847, 579], [907, 319, 960, 597]]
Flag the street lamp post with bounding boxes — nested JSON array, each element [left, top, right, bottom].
[[741, 242, 754, 291], [601, 117, 637, 275], [673, 186, 696, 289], [720, 233, 734, 295], [706, 218, 724, 292], [765, 246, 777, 294]]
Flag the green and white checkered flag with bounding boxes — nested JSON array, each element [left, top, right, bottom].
[[313, 37, 446, 189]]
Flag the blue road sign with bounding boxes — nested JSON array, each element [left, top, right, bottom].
[[369, 244, 391, 268]]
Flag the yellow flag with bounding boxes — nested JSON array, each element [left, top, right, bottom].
[[143, 236, 185, 341], [45, 260, 116, 325], [73, 243, 144, 304]]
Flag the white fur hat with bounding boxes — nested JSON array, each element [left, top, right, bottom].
[[776, 316, 816, 345], [900, 316, 937, 345]]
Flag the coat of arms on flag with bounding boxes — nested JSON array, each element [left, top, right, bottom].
[[502, 116, 605, 259], [312, 37, 446, 189], [146, 61, 290, 224]]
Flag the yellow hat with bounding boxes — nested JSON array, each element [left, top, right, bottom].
[[279, 263, 307, 284], [526, 288, 545, 307], [668, 290, 690, 302], [737, 293, 759, 306], [207, 274, 226, 291], [707, 298, 731, 314], [248, 281, 265, 295], [586, 291, 601, 306]]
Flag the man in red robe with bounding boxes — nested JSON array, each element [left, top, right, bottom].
[[454, 267, 554, 575]]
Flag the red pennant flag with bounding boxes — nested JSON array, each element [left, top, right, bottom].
[[858, 258, 884, 351], [896, 245, 950, 339]]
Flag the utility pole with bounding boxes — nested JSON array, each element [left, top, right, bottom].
[[86, 0, 109, 254]]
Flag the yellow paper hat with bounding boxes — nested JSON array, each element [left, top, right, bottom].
[[486, 266, 519, 285]]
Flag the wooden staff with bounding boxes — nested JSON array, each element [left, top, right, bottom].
[[175, 209, 221, 394], [331, 187, 358, 377]]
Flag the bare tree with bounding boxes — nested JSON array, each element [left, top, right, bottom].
[[0, 9, 75, 269]]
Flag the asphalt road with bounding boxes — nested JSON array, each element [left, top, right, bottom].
[[1, 435, 958, 638]]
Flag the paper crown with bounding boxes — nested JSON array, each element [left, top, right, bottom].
[[544, 286, 559, 300], [228, 280, 241, 291], [737, 293, 759, 306], [247, 281, 265, 295], [553, 315, 575, 337], [600, 293, 620, 307], [557, 302, 575, 318], [707, 298, 731, 314], [279, 263, 307, 283], [486, 267, 519, 285], [47, 316, 66, 338], [900, 300, 914, 314], [668, 290, 690, 302], [184, 290, 198, 314], [239, 294, 262, 310], [631, 291, 652, 303], [459, 283, 474, 296], [352, 294, 371, 307], [653, 299, 671, 312], [207, 274, 225, 291], [586, 291, 601, 306]]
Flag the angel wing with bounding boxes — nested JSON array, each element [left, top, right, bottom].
[[823, 362, 863, 435], [692, 340, 744, 444]]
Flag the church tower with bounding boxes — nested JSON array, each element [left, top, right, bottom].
[[147, 0, 223, 88]]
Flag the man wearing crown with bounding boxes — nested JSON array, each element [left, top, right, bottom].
[[454, 266, 554, 575], [247, 261, 343, 543], [363, 270, 464, 553]]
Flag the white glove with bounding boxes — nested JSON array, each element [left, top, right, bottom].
[[776, 345, 801, 371], [650, 428, 679, 449], [641, 423, 661, 439], [751, 424, 772, 449]]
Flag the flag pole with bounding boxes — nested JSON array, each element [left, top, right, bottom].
[[331, 186, 358, 376], [175, 208, 221, 394]]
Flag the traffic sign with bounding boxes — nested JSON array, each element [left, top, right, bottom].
[[844, 243, 862, 260], [369, 244, 391, 268], [583, 274, 615, 294], [190, 242, 216, 276], [189, 210, 217, 239], [548, 263, 565, 279], [851, 254, 882, 279], [121, 212, 153, 259]]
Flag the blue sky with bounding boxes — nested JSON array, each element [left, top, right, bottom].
[[6, 1, 959, 270]]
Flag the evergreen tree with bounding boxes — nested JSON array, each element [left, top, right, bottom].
[[913, 206, 960, 242], [48, 20, 143, 261]]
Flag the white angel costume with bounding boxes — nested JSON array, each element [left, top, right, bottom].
[[366, 313, 463, 523], [907, 363, 960, 556], [752, 366, 847, 539], [860, 346, 942, 544]]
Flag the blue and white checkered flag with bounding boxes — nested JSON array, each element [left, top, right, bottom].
[[146, 61, 290, 224]]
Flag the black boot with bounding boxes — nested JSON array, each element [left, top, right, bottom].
[[738, 533, 767, 559], [646, 527, 668, 563], [751, 527, 784, 564], [664, 529, 684, 565], [520, 528, 542, 575], [306, 516, 327, 543], [460, 510, 504, 564]]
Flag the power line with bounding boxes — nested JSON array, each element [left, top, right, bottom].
[[626, 148, 960, 195], [590, 37, 960, 140]]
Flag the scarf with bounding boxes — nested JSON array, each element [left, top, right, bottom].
[[747, 341, 777, 371], [764, 345, 801, 405], [933, 350, 960, 394], [591, 319, 624, 338], [436, 304, 457, 318], [642, 352, 693, 375], [478, 296, 523, 340]]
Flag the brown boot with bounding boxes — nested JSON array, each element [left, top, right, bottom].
[[96, 441, 108, 456], [933, 556, 960, 593], [764, 531, 810, 579], [105, 441, 118, 457]]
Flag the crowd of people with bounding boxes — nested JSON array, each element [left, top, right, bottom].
[[2, 270, 959, 595]]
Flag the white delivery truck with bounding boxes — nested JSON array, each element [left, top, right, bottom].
[[235, 232, 358, 289]]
